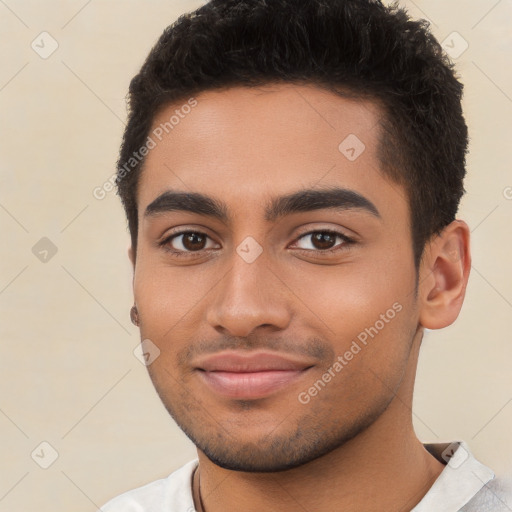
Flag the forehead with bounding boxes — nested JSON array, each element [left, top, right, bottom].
[[137, 83, 405, 220]]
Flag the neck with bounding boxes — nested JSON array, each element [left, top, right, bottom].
[[193, 329, 444, 512]]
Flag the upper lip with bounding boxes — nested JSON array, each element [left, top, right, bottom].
[[193, 351, 315, 372]]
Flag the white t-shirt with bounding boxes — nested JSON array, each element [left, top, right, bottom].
[[101, 441, 511, 511]]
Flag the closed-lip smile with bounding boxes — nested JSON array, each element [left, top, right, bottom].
[[193, 350, 314, 399]]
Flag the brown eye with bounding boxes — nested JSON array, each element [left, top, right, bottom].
[[179, 232, 207, 251], [161, 231, 219, 255], [309, 232, 337, 250], [294, 230, 354, 253]]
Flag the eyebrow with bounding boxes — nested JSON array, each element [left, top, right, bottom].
[[144, 186, 381, 223]]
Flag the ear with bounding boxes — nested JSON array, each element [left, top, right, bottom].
[[418, 220, 471, 330]]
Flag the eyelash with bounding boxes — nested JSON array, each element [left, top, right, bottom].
[[158, 229, 355, 258]]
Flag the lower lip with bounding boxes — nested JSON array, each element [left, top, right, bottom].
[[198, 369, 307, 399]]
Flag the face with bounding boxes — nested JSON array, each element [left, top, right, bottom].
[[132, 83, 421, 472]]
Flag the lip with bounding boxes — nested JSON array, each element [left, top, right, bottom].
[[194, 351, 314, 399]]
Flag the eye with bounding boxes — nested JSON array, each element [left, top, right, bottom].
[[292, 229, 354, 253], [160, 230, 219, 256], [159, 228, 355, 258]]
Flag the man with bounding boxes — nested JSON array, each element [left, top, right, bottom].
[[102, 0, 510, 510]]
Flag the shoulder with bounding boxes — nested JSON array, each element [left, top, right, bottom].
[[461, 475, 512, 512], [101, 459, 198, 512]]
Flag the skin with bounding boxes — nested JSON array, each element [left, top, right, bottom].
[[128, 83, 471, 512]]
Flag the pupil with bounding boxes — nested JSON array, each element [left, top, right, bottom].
[[313, 232, 335, 250], [184, 232, 205, 251]]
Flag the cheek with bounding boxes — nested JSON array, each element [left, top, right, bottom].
[[281, 252, 415, 340], [284, 255, 417, 394], [296, 300, 415, 419], [133, 260, 205, 343]]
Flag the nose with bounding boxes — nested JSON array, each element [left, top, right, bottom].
[[206, 248, 292, 338]]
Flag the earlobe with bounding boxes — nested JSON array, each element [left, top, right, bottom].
[[418, 220, 471, 330]]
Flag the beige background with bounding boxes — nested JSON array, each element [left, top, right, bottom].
[[0, 0, 511, 510]]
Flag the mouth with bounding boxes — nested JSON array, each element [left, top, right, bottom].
[[193, 351, 314, 400]]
